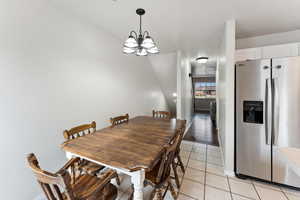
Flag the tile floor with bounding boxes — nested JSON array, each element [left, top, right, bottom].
[[115, 140, 300, 200]]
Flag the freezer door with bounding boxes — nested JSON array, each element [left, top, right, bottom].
[[272, 57, 300, 187], [236, 60, 272, 181]]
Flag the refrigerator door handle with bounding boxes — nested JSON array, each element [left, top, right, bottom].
[[272, 77, 279, 145], [265, 78, 271, 145]]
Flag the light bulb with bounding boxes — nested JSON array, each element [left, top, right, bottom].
[[141, 36, 155, 49], [147, 46, 159, 54], [124, 35, 138, 48], [136, 48, 147, 56], [123, 47, 136, 54]]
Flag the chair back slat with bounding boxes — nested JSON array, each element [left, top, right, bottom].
[[63, 121, 96, 140], [152, 110, 171, 119], [110, 114, 129, 127], [44, 184, 56, 200], [53, 185, 64, 200], [39, 182, 52, 200], [27, 153, 75, 200]]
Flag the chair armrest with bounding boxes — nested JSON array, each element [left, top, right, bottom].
[[80, 170, 117, 199], [56, 157, 80, 174]]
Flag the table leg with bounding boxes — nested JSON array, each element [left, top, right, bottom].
[[131, 169, 145, 200], [66, 152, 73, 160]]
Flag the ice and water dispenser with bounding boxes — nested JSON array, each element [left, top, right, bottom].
[[243, 101, 263, 124]]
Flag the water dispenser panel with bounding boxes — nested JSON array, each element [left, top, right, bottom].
[[243, 101, 263, 124]]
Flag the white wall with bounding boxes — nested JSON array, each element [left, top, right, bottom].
[[176, 51, 193, 125], [236, 29, 300, 49], [0, 1, 168, 200], [148, 52, 178, 115], [216, 20, 236, 175]]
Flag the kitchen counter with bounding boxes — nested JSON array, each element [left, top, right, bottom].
[[194, 97, 215, 112], [279, 147, 300, 177]]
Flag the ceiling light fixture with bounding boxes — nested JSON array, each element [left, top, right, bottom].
[[196, 57, 209, 64], [123, 8, 159, 56]]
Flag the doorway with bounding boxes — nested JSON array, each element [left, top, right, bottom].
[[184, 75, 219, 146]]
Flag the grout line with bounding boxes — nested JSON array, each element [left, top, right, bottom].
[[282, 191, 290, 200], [186, 162, 225, 178], [178, 192, 199, 200], [226, 176, 234, 200], [253, 182, 283, 193], [205, 183, 231, 193], [230, 193, 257, 200], [183, 177, 205, 186], [186, 166, 205, 172], [252, 183, 262, 200]]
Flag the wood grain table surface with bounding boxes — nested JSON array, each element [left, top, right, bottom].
[[61, 116, 186, 172]]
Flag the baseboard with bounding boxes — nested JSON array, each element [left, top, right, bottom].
[[224, 170, 235, 177], [216, 128, 224, 164], [216, 128, 228, 176]]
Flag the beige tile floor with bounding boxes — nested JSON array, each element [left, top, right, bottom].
[[115, 140, 300, 200]]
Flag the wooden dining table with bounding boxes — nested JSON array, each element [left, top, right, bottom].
[[61, 116, 186, 200]]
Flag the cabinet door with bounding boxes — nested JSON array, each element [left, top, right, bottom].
[[262, 43, 298, 59], [235, 48, 262, 62]]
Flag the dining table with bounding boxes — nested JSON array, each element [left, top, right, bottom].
[[61, 116, 186, 200]]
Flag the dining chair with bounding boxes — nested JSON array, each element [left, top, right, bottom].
[[152, 110, 171, 119], [129, 131, 181, 200], [110, 114, 129, 127], [171, 121, 187, 188], [63, 121, 104, 176], [63, 121, 120, 185], [27, 153, 118, 200]]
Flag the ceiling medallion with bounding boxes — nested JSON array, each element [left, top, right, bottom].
[[123, 8, 159, 56]]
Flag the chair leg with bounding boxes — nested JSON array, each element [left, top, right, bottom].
[[128, 185, 134, 200], [115, 173, 121, 186], [168, 180, 177, 199], [162, 184, 169, 198], [149, 189, 156, 200], [177, 155, 185, 173], [156, 189, 163, 200], [172, 161, 180, 188], [129, 192, 133, 200]]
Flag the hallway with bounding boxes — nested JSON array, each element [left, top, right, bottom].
[[184, 112, 219, 146]]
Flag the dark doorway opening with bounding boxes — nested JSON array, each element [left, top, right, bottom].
[[184, 112, 219, 146]]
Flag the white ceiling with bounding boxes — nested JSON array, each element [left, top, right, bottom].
[[50, 0, 300, 63]]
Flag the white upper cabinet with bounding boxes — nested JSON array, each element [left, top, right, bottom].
[[235, 48, 261, 62], [262, 43, 299, 59], [236, 43, 300, 62]]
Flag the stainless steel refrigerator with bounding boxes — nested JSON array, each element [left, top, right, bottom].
[[236, 56, 300, 188]]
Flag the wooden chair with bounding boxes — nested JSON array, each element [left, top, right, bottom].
[[110, 114, 129, 127], [171, 121, 187, 188], [63, 121, 120, 185], [27, 153, 118, 200], [129, 131, 181, 200], [63, 121, 104, 176], [152, 110, 171, 119]]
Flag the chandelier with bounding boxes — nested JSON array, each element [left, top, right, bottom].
[[123, 8, 159, 56]]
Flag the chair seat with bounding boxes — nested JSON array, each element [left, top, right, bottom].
[[76, 160, 105, 175], [69, 174, 117, 200]]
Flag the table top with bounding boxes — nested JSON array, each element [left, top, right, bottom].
[[61, 116, 186, 172]]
